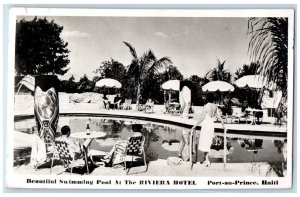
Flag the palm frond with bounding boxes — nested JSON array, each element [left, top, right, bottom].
[[248, 17, 288, 96], [149, 56, 172, 75], [123, 41, 138, 59], [140, 50, 156, 72]]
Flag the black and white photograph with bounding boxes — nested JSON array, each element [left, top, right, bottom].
[[6, 8, 294, 189]]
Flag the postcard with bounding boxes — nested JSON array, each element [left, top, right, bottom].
[[6, 8, 294, 190]]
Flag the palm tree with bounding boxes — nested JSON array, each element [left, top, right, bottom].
[[248, 17, 288, 97], [234, 62, 260, 80], [206, 59, 232, 82], [124, 41, 172, 105], [163, 65, 184, 81]]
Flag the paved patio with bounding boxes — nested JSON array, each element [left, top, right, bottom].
[[12, 95, 286, 177]]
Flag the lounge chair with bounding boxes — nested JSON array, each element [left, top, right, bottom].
[[50, 140, 90, 175], [115, 135, 147, 174], [125, 135, 147, 174], [122, 99, 132, 110]]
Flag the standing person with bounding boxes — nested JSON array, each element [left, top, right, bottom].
[[179, 84, 191, 119], [102, 94, 110, 109], [191, 93, 225, 167]]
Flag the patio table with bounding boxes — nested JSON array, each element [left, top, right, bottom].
[[71, 131, 106, 140], [245, 108, 264, 125], [168, 102, 181, 115], [70, 131, 106, 170]]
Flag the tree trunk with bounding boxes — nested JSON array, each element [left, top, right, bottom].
[[136, 82, 140, 106]]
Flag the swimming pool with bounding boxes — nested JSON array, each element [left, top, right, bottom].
[[14, 115, 287, 165]]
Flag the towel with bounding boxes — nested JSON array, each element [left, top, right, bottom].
[[30, 135, 47, 166], [167, 157, 183, 166]]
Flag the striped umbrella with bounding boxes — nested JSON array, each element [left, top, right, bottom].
[[16, 75, 35, 94], [202, 81, 234, 92], [95, 78, 122, 88]]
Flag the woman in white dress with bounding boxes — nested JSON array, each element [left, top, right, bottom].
[[179, 86, 191, 119], [191, 93, 225, 167]]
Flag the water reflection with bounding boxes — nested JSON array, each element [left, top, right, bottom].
[[239, 138, 264, 154], [14, 117, 287, 174]]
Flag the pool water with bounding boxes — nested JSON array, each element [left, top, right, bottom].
[[14, 116, 287, 164]]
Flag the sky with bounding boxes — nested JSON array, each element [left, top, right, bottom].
[[17, 16, 252, 81]]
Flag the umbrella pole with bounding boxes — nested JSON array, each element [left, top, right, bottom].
[[16, 84, 23, 96], [190, 128, 194, 170], [14, 84, 23, 102], [223, 127, 227, 171]]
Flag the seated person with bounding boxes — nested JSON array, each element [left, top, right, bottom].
[[56, 125, 82, 159], [101, 124, 144, 166]]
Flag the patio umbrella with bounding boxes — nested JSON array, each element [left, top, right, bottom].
[[235, 75, 264, 89], [95, 78, 122, 95], [202, 81, 234, 92], [162, 80, 180, 91], [16, 75, 35, 95], [95, 78, 122, 88], [162, 80, 180, 102], [235, 75, 277, 109]]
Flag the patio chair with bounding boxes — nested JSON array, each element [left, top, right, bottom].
[[50, 141, 89, 175], [122, 99, 132, 110], [116, 135, 147, 174], [137, 103, 144, 111], [144, 101, 154, 113], [103, 100, 110, 109], [113, 100, 122, 109], [231, 107, 249, 123], [169, 104, 182, 116], [164, 101, 170, 113]]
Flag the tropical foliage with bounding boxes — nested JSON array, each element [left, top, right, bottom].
[[94, 58, 127, 82], [248, 17, 288, 96], [233, 62, 262, 108], [188, 75, 207, 106], [163, 65, 184, 81], [206, 59, 232, 83], [234, 62, 260, 80], [15, 16, 288, 109], [123, 41, 172, 104], [15, 17, 70, 76]]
